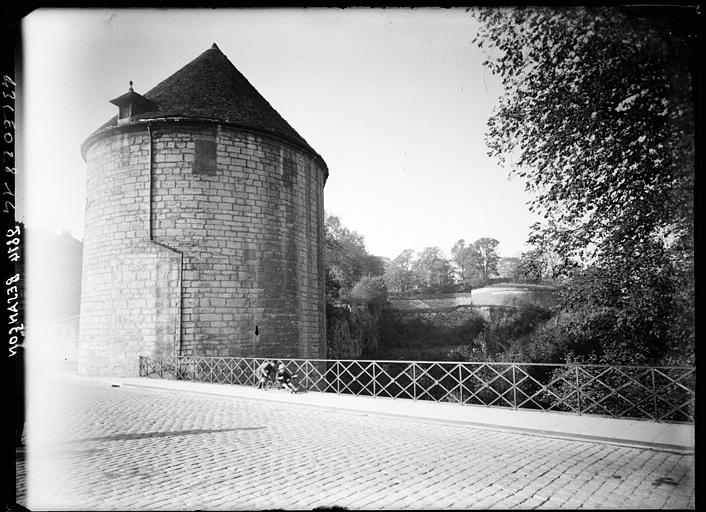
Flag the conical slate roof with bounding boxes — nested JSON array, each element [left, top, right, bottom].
[[91, 44, 320, 158]]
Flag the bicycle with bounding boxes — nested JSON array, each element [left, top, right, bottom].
[[265, 374, 299, 393]]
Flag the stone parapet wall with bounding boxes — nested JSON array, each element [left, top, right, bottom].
[[389, 286, 558, 311]]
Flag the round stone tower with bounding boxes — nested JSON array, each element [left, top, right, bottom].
[[78, 44, 328, 376]]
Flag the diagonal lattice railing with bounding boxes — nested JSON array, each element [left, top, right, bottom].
[[138, 356, 695, 423]]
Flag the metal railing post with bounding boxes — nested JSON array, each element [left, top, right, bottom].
[[459, 363, 463, 405], [512, 364, 517, 410], [373, 362, 377, 398], [651, 368, 657, 420], [336, 361, 340, 394], [413, 363, 417, 401], [575, 365, 581, 415]]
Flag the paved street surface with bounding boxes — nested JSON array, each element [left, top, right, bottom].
[[16, 374, 694, 510]]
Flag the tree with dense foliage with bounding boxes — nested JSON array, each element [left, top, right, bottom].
[[450, 240, 469, 280], [473, 237, 501, 281], [516, 223, 571, 284], [412, 247, 455, 293], [476, 6, 696, 365], [324, 213, 385, 299], [361, 254, 387, 279], [450, 239, 479, 287], [324, 214, 366, 291], [350, 275, 389, 309], [324, 215, 389, 359], [384, 249, 416, 294], [451, 237, 501, 288], [515, 249, 544, 284]]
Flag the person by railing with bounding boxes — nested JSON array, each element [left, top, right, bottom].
[[254, 360, 277, 389], [276, 361, 298, 394]]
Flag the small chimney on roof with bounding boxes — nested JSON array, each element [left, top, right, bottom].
[[109, 81, 158, 123]]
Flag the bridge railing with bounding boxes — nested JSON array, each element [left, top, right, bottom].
[[138, 356, 695, 423]]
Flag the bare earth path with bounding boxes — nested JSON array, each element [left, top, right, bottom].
[[15, 375, 694, 510]]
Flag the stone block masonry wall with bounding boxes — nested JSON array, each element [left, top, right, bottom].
[[150, 125, 326, 360], [79, 129, 181, 376], [79, 122, 326, 376]]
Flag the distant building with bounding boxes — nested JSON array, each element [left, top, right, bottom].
[[79, 44, 328, 376], [24, 227, 83, 361]]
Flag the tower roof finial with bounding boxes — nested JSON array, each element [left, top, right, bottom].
[[210, 42, 220, 51], [129, 80, 134, 91]]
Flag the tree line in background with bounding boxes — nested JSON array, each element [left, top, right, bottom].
[[384, 238, 511, 294], [325, 212, 532, 300]]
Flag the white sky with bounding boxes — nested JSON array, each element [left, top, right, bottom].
[[18, 7, 541, 260]]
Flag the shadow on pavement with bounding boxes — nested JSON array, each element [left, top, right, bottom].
[[71, 426, 267, 443]]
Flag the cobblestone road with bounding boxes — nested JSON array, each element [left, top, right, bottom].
[[15, 375, 694, 510]]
